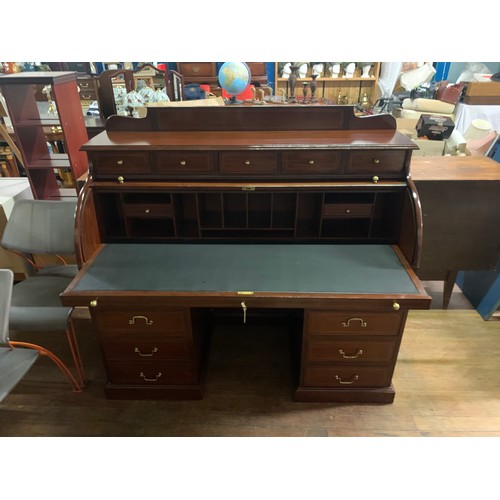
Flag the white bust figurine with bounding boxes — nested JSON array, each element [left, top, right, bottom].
[[312, 63, 324, 77], [343, 62, 356, 78], [281, 63, 292, 79], [361, 63, 373, 78], [328, 62, 341, 78], [298, 63, 308, 78]]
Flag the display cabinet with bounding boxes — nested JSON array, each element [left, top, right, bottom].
[[61, 105, 431, 403], [0, 71, 89, 199], [275, 62, 381, 105]]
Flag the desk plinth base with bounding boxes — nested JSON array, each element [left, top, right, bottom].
[[104, 384, 204, 400], [294, 385, 396, 404]]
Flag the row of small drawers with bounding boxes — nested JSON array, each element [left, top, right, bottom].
[[301, 310, 405, 388], [90, 149, 407, 179]]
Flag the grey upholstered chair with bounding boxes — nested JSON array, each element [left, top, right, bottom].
[[0, 199, 85, 391], [0, 269, 81, 402], [1, 198, 79, 278]]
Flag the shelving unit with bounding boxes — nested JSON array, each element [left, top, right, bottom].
[[274, 62, 381, 105], [0, 71, 89, 199]]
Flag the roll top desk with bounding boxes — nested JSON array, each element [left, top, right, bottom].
[[61, 105, 431, 403]]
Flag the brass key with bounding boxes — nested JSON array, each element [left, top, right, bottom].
[[241, 301, 247, 324]]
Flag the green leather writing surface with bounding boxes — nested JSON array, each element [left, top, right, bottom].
[[75, 244, 418, 295]]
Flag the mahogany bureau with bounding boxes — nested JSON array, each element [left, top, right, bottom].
[[61, 105, 431, 403]]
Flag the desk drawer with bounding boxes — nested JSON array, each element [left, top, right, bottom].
[[306, 310, 404, 336], [101, 336, 192, 361], [282, 151, 342, 175], [305, 339, 397, 363], [79, 91, 98, 101], [123, 203, 173, 218], [94, 308, 189, 336], [155, 151, 215, 176], [345, 150, 406, 174], [322, 203, 373, 218], [106, 360, 198, 385], [219, 151, 278, 175], [92, 152, 151, 175], [302, 365, 392, 388]]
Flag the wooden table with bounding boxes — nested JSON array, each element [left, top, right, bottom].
[[411, 155, 500, 308]]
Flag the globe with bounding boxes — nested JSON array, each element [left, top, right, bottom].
[[218, 62, 251, 104]]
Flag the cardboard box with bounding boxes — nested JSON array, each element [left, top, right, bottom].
[[411, 138, 445, 156], [464, 81, 500, 105], [416, 114, 455, 141]]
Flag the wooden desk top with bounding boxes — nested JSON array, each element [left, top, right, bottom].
[[69, 243, 421, 296], [411, 155, 500, 181]]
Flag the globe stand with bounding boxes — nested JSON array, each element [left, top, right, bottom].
[[226, 95, 243, 105]]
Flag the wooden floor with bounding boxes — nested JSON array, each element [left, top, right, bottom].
[[1, 282, 499, 437]]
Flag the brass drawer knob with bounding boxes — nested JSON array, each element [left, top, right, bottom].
[[372, 175, 379, 183], [244, 160, 251, 165], [180, 160, 186, 166], [345, 208, 351, 214], [117, 176, 124, 183], [308, 159, 315, 165], [145, 209, 150, 214], [372, 158, 380, 164], [89, 299, 98, 308], [393, 302, 400, 311], [117, 160, 124, 165]]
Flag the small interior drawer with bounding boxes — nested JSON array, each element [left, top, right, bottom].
[[282, 151, 342, 175], [219, 151, 278, 175], [123, 203, 173, 217], [322, 203, 373, 218]]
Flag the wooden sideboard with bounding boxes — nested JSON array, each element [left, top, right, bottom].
[[61, 105, 431, 403], [411, 155, 500, 308]]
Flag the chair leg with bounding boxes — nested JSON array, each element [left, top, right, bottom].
[[66, 319, 87, 388], [8, 341, 82, 392]]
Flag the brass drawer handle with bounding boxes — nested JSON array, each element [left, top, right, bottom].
[[89, 299, 98, 308], [342, 318, 367, 328], [129, 315, 154, 325], [339, 349, 363, 359], [372, 175, 379, 183], [372, 158, 380, 164], [393, 302, 400, 311], [335, 375, 359, 385], [117, 176, 124, 184], [244, 160, 251, 165], [308, 159, 315, 165], [134, 347, 158, 357], [117, 160, 124, 165], [145, 209, 150, 214], [180, 160, 186, 166], [345, 208, 351, 214], [140, 372, 162, 382]]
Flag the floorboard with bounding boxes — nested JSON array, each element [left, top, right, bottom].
[[1, 282, 499, 438]]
